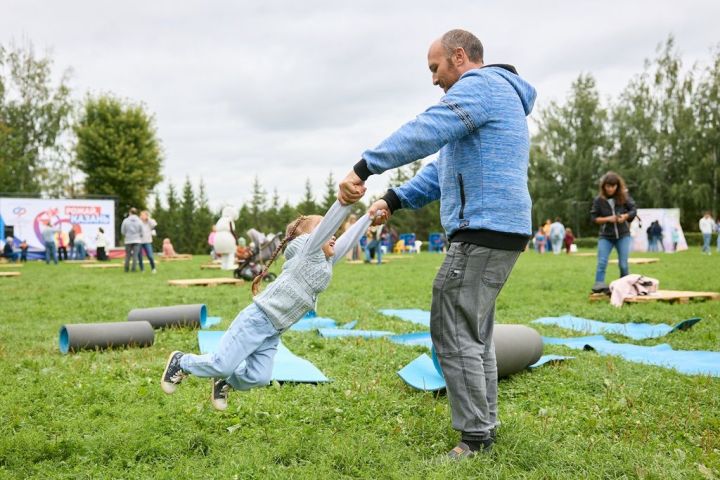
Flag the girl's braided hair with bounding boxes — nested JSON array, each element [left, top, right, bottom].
[[251, 215, 311, 296]]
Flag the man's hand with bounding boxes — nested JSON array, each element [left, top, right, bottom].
[[338, 170, 366, 205], [368, 199, 390, 225]]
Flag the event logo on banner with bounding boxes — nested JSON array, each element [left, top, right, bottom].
[[0, 198, 115, 253]]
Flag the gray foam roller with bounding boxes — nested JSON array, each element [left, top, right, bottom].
[[494, 324, 544, 378], [59, 321, 154, 354], [127, 304, 208, 329]]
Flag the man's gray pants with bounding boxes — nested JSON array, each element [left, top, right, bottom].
[[431, 242, 520, 441]]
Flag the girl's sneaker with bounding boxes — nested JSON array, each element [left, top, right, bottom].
[[161, 351, 188, 394], [211, 379, 231, 411]]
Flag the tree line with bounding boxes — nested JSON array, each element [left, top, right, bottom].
[[2, 36, 719, 253], [530, 36, 720, 237]]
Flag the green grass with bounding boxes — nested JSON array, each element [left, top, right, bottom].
[[1, 250, 719, 479]]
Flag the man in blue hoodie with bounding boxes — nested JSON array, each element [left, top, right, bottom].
[[338, 29, 536, 459]]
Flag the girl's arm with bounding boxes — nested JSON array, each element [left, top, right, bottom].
[[332, 213, 372, 265], [302, 200, 352, 255]]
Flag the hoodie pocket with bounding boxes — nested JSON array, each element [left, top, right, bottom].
[[457, 173, 466, 220]]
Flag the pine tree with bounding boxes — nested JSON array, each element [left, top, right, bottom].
[[296, 178, 318, 215], [322, 172, 336, 211]]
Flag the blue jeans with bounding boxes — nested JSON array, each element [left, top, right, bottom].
[[124, 243, 140, 272], [44, 241, 58, 264], [365, 240, 382, 264], [138, 243, 156, 270], [702, 234, 711, 253], [180, 303, 280, 391], [595, 236, 632, 283]]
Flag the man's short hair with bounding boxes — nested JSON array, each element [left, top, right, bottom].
[[441, 29, 484, 63], [129, 207, 138, 215]]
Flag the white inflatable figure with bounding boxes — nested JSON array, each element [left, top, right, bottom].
[[214, 205, 238, 270]]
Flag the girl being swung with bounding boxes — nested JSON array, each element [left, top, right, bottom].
[[160, 201, 376, 410]]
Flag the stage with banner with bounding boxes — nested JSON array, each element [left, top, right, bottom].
[[0, 197, 115, 259], [630, 208, 687, 253]]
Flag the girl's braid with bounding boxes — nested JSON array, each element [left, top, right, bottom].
[[251, 216, 307, 296]]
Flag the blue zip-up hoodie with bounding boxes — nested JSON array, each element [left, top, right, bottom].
[[355, 65, 536, 248]]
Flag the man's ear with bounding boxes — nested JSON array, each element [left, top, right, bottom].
[[453, 47, 466, 66]]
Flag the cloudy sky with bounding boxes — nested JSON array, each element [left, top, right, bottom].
[[3, 0, 719, 210]]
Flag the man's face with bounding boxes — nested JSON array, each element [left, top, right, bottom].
[[428, 40, 461, 93]]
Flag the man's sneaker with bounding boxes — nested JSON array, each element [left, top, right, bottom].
[[152, 268, 157, 274], [161, 351, 188, 394], [211, 379, 231, 411], [447, 442, 476, 459]]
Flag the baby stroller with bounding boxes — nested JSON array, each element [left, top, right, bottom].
[[233, 228, 282, 282]]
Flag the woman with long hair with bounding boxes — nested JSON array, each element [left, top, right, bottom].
[[590, 172, 637, 293]]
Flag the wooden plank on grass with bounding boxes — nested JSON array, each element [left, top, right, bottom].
[[82, 263, 122, 269], [0, 271, 21, 277], [200, 263, 237, 270], [0, 263, 23, 268], [610, 258, 660, 265], [168, 278, 244, 287], [590, 290, 720, 304], [158, 254, 193, 262]]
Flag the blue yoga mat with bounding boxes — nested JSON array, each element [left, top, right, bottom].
[[543, 335, 720, 376], [201, 316, 222, 329], [533, 315, 701, 340], [379, 309, 430, 328], [197, 331, 329, 383], [318, 328, 394, 338], [397, 352, 573, 391], [289, 316, 338, 331], [388, 331, 433, 349]]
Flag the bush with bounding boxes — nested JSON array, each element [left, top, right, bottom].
[[574, 237, 598, 249]]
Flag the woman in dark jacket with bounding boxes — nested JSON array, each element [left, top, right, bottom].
[[590, 172, 637, 293]]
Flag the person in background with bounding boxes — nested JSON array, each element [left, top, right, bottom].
[[364, 224, 384, 264], [716, 216, 720, 253], [19, 240, 28, 262], [2, 237, 15, 262], [68, 225, 76, 260], [671, 224, 680, 252], [590, 172, 637, 293], [208, 226, 217, 260], [138, 210, 158, 274], [162, 238, 177, 257], [549, 217, 565, 255], [542, 219, 552, 253], [120, 207, 143, 272], [534, 227, 546, 254], [57, 231, 68, 261], [699, 211, 714, 255], [95, 228, 108, 261], [41, 221, 59, 265], [563, 228, 575, 254], [74, 232, 87, 260]]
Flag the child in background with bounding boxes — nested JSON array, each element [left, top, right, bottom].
[[161, 201, 376, 410], [95, 228, 108, 261], [19, 240, 28, 262], [235, 237, 252, 262], [564, 228, 575, 254], [162, 238, 177, 257], [534, 228, 546, 254]]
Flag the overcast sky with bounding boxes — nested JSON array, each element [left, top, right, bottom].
[[3, 0, 719, 211]]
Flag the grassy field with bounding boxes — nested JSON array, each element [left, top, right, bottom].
[[1, 248, 719, 479]]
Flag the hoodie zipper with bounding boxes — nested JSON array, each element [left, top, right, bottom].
[[609, 200, 619, 239], [457, 173, 466, 219]]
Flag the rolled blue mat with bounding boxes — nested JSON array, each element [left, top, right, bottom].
[[532, 315, 701, 340], [59, 321, 154, 354], [543, 335, 720, 376], [318, 328, 394, 339], [378, 309, 430, 327], [197, 330, 329, 383], [127, 304, 208, 329]]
